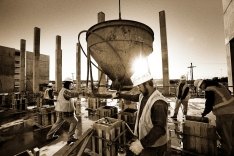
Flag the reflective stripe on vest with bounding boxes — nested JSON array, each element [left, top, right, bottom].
[[134, 90, 168, 147], [205, 85, 234, 110]]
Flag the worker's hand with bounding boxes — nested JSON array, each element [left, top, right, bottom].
[[112, 91, 120, 99], [129, 139, 144, 155]]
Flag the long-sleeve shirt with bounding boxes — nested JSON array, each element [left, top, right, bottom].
[[202, 91, 215, 116], [119, 92, 168, 147], [63, 89, 80, 100]]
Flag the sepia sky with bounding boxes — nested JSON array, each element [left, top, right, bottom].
[[0, 0, 227, 81]]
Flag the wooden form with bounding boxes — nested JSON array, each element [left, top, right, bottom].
[[11, 92, 29, 110], [183, 116, 217, 155], [0, 93, 8, 106], [88, 98, 105, 110], [92, 117, 126, 156], [12, 98, 28, 110], [118, 108, 137, 130], [96, 106, 118, 119], [37, 106, 56, 126]]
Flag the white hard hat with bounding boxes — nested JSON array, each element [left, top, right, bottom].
[[63, 77, 73, 82], [194, 79, 203, 88], [180, 75, 186, 81], [47, 82, 53, 87], [131, 71, 153, 87]]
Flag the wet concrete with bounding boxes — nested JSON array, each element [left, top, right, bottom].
[[0, 97, 214, 156]]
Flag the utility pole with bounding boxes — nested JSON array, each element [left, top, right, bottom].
[[188, 62, 196, 81]]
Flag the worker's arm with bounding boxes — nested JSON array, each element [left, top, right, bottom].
[[118, 93, 140, 102], [202, 91, 214, 117], [93, 93, 112, 99], [63, 89, 81, 100], [140, 100, 168, 147]]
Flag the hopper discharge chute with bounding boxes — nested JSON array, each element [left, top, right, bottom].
[[86, 20, 154, 88]]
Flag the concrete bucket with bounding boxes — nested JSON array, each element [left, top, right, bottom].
[[86, 20, 154, 87]]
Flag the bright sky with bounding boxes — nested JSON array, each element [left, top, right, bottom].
[[0, 0, 227, 81]]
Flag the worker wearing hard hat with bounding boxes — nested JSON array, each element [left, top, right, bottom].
[[46, 77, 82, 144], [112, 71, 169, 156], [171, 75, 190, 119], [194, 79, 234, 156], [193, 79, 203, 92], [43, 82, 54, 105]]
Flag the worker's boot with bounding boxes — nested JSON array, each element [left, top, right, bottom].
[[46, 134, 59, 141], [67, 137, 77, 144]]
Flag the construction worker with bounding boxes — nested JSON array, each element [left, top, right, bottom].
[[171, 75, 190, 119], [194, 79, 234, 156], [46, 77, 81, 144], [112, 71, 169, 156], [43, 82, 54, 105]]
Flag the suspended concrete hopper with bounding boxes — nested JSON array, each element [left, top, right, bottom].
[[86, 20, 154, 87]]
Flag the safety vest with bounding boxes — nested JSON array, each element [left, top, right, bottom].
[[134, 90, 169, 147], [176, 83, 190, 101], [205, 85, 234, 115], [44, 88, 52, 100], [55, 88, 75, 112]]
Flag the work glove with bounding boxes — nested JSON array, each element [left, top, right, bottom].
[[112, 91, 120, 99], [129, 139, 144, 155]]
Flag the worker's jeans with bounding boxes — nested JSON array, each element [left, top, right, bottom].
[[173, 99, 188, 116], [216, 114, 234, 156], [46, 111, 78, 141]]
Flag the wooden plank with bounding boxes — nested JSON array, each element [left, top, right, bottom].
[[194, 121, 200, 153], [186, 115, 209, 123], [54, 128, 93, 156], [116, 126, 121, 145], [110, 128, 115, 156], [77, 131, 93, 156], [122, 121, 126, 145], [105, 130, 111, 156], [200, 123, 208, 154], [98, 129, 103, 156], [91, 136, 95, 154]]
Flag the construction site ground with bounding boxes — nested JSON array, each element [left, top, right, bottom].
[[0, 96, 216, 156]]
